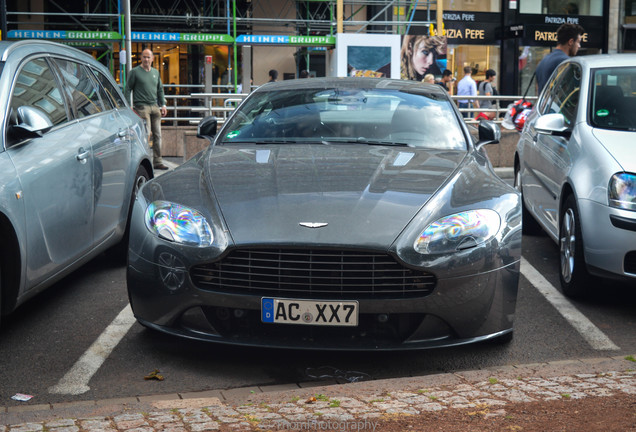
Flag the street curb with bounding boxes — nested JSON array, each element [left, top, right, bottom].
[[3, 355, 635, 426]]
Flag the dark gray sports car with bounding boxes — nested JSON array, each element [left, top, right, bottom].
[[127, 77, 521, 350]]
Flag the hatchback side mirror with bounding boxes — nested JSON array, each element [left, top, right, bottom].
[[197, 116, 218, 141], [535, 113, 571, 138]]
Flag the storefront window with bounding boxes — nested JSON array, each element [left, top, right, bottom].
[[624, 1, 636, 51], [442, 0, 500, 12], [519, 0, 602, 16], [112, 43, 234, 93], [447, 44, 500, 94], [127, 43, 185, 92], [518, 46, 549, 97]]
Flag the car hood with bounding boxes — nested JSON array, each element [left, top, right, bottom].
[[592, 128, 636, 172], [206, 144, 466, 248]]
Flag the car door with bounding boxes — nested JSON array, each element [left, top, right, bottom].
[[90, 67, 135, 241], [5, 56, 94, 288], [52, 58, 131, 246], [522, 63, 581, 237], [518, 69, 560, 227]]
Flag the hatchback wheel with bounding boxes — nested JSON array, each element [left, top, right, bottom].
[[559, 195, 593, 298]]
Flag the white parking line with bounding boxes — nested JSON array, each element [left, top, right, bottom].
[[48, 305, 136, 395], [521, 257, 620, 351]]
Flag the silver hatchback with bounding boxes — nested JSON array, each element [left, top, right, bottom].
[[515, 54, 636, 297], [0, 40, 153, 323]]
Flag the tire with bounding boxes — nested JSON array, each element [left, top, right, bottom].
[[111, 165, 150, 261], [514, 163, 542, 235], [559, 194, 593, 298]]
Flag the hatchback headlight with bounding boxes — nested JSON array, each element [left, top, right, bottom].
[[144, 200, 213, 246], [609, 173, 636, 211], [414, 209, 501, 254]]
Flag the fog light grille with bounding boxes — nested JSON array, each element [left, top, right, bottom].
[[624, 251, 636, 274]]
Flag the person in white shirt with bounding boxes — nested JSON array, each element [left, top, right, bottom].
[[457, 66, 479, 118]]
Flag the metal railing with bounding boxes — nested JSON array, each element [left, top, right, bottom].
[[161, 84, 250, 127], [161, 91, 538, 127], [452, 94, 538, 125]]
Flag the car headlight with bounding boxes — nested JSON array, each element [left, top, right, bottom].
[[609, 173, 636, 211], [144, 200, 214, 246], [414, 209, 501, 254]]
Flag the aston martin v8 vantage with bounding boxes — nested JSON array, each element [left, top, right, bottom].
[[127, 77, 521, 350]]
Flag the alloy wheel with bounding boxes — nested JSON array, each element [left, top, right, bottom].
[[560, 208, 576, 284]]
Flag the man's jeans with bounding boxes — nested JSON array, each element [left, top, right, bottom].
[[135, 104, 163, 166], [458, 102, 471, 118]]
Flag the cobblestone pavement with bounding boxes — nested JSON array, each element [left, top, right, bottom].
[[2, 355, 635, 431]]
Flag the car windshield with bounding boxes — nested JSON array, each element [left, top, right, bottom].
[[220, 86, 467, 150], [590, 66, 636, 131]]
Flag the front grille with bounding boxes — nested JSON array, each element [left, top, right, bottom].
[[190, 248, 436, 299]]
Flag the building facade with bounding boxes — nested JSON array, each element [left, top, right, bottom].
[[2, 0, 628, 96]]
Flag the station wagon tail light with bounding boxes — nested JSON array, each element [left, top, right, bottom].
[[145, 200, 213, 246], [609, 173, 636, 211], [414, 209, 501, 254]]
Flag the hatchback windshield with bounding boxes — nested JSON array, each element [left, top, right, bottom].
[[590, 66, 636, 131], [221, 87, 467, 150]]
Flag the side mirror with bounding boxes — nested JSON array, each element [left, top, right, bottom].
[[475, 120, 501, 150], [534, 113, 571, 138], [8, 106, 54, 142], [197, 116, 218, 141], [17, 106, 54, 131]]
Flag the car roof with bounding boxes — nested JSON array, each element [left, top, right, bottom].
[[0, 39, 96, 63], [0, 40, 117, 84], [570, 53, 636, 69]]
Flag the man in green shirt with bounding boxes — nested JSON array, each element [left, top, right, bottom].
[[125, 48, 169, 170]]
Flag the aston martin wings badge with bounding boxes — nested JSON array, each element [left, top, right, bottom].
[[299, 222, 328, 228]]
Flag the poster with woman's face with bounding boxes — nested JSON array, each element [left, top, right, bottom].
[[400, 35, 447, 81]]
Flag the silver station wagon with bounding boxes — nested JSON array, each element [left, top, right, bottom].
[[0, 40, 153, 326]]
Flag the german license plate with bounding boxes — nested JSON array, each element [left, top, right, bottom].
[[261, 298, 358, 326]]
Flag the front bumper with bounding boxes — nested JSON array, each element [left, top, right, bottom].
[[579, 199, 636, 279], [127, 246, 519, 350]]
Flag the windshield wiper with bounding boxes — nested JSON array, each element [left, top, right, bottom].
[[325, 137, 411, 147], [256, 139, 299, 144], [218, 139, 299, 145]]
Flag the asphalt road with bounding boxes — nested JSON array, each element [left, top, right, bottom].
[[1, 229, 635, 408]]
